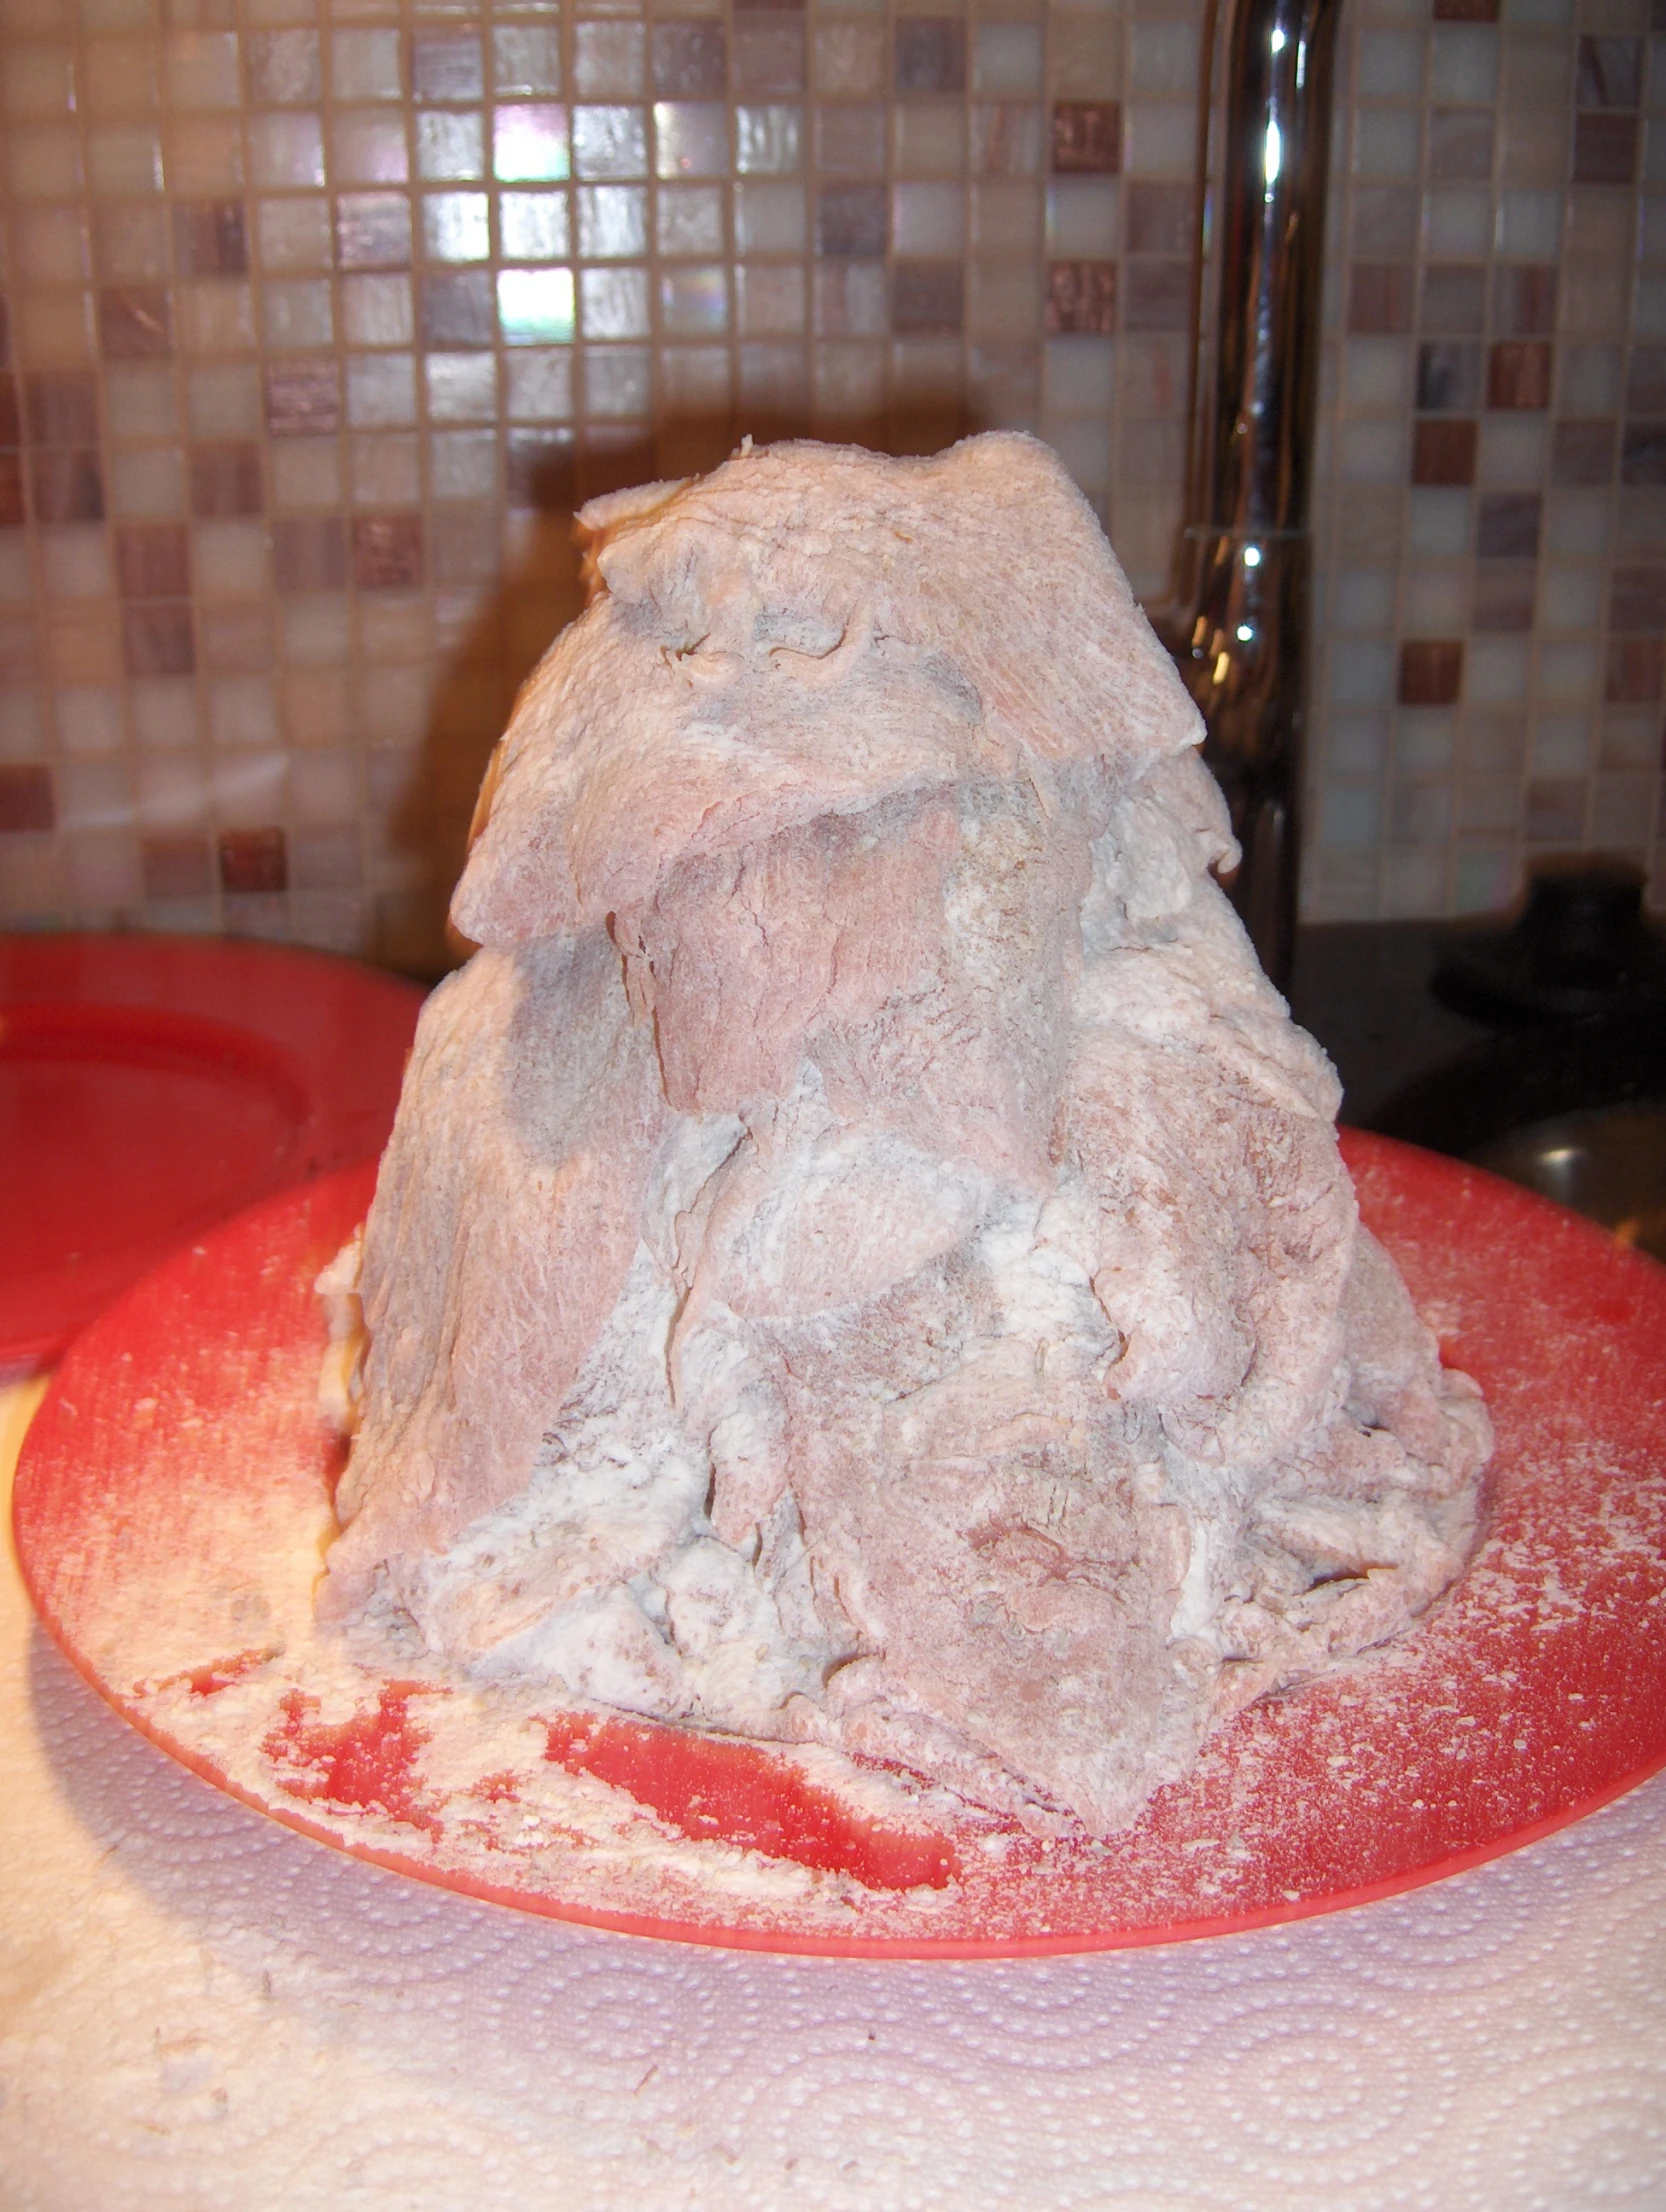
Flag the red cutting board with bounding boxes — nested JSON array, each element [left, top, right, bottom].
[[14, 1131, 1666, 1957], [0, 933, 423, 1375]]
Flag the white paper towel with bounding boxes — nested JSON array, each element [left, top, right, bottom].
[[4, 1376, 1665, 2212]]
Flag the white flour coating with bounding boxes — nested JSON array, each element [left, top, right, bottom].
[[318, 434, 1492, 1838]]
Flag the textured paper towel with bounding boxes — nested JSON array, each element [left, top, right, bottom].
[[4, 1378, 1665, 2212]]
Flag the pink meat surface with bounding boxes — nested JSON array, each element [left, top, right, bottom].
[[322, 435, 1490, 1836]]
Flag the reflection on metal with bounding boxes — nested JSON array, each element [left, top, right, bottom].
[[1154, 0, 1344, 989]]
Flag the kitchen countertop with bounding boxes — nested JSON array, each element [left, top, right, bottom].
[[4, 927, 1666, 2209], [1289, 921, 1492, 1127]]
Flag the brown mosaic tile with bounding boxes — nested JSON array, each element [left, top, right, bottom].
[[1352, 186, 1418, 258], [1123, 262, 1190, 333], [1477, 492, 1541, 559], [1472, 565, 1536, 631], [116, 521, 190, 598], [1412, 418, 1478, 485], [1493, 265, 1557, 338], [122, 602, 194, 677], [220, 827, 288, 896], [1045, 261, 1115, 337], [1551, 418, 1617, 484], [0, 298, 8, 373], [1419, 265, 1485, 334], [173, 201, 248, 278], [1051, 102, 1120, 176], [0, 454, 22, 529], [430, 509, 499, 584], [0, 382, 18, 448], [895, 19, 964, 95], [1572, 113, 1637, 185], [414, 34, 484, 104], [352, 513, 424, 589], [817, 184, 887, 257], [892, 261, 963, 335], [336, 194, 412, 271], [1617, 491, 1666, 554], [1433, 0, 1498, 19], [1124, 183, 1193, 257], [1605, 637, 1665, 702], [99, 286, 173, 361], [1627, 347, 1666, 413], [1609, 567, 1666, 631], [201, 603, 274, 672], [1487, 342, 1552, 411], [30, 451, 104, 524], [190, 441, 263, 517], [655, 22, 728, 97], [506, 430, 577, 510], [816, 105, 886, 177], [0, 613, 35, 678], [1621, 424, 1666, 485], [273, 515, 347, 593], [1577, 37, 1642, 110], [141, 835, 213, 901], [1417, 343, 1482, 412], [1399, 640, 1464, 706], [1525, 777, 1587, 842], [0, 763, 54, 834], [736, 18, 802, 95], [422, 271, 495, 349], [1428, 109, 1494, 182], [1349, 264, 1414, 336], [26, 370, 99, 446], [265, 360, 340, 437]]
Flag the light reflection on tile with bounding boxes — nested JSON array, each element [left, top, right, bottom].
[[494, 103, 571, 184], [654, 102, 729, 180], [661, 265, 730, 337], [247, 114, 323, 190], [418, 110, 485, 183], [736, 104, 802, 176], [423, 192, 490, 263], [498, 266, 576, 345], [578, 184, 648, 260], [425, 352, 499, 425], [330, 111, 410, 188], [493, 26, 561, 101], [504, 350, 573, 422], [580, 265, 651, 341], [500, 191, 570, 262]]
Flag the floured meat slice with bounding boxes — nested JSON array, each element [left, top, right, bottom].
[[320, 434, 1491, 1837]]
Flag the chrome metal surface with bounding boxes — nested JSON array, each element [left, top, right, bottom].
[[1472, 1103, 1666, 1263], [1155, 0, 1344, 989]]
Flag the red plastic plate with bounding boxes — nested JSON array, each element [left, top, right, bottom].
[[0, 933, 423, 1376], [14, 1131, 1666, 1957]]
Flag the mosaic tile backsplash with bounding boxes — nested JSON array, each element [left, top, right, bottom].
[[0, 0, 1661, 970]]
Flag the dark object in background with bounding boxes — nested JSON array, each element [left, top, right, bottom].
[[1431, 856, 1666, 1025], [1372, 860, 1666, 1260]]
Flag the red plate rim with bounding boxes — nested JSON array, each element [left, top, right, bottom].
[[14, 1129, 1666, 1958]]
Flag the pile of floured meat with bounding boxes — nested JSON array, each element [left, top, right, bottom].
[[318, 433, 1491, 1837]]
